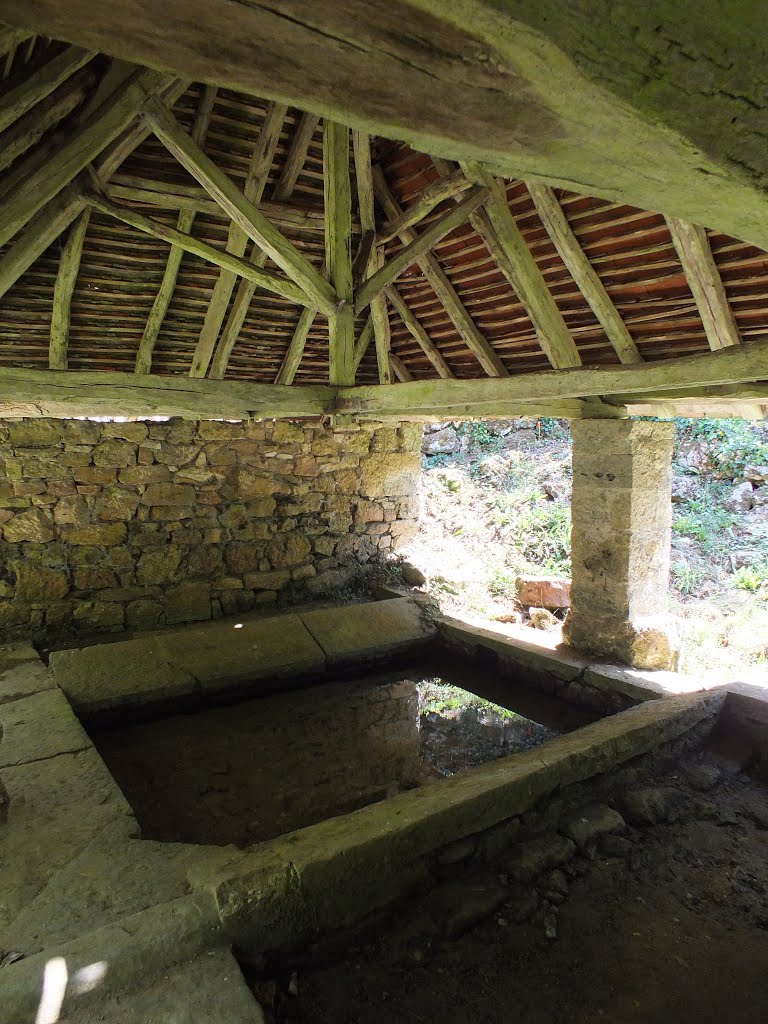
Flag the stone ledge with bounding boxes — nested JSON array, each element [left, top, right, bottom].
[[0, 688, 92, 769], [0, 644, 52, 706], [299, 598, 435, 666]]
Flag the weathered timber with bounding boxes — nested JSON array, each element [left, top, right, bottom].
[[373, 166, 507, 377], [526, 181, 642, 364], [0, 71, 90, 174], [666, 217, 742, 350], [352, 230, 375, 292], [0, 24, 30, 55], [389, 352, 413, 382], [0, 80, 188, 300], [0, 368, 335, 420], [0, 66, 167, 247], [354, 130, 390, 383], [89, 195, 312, 307], [136, 85, 217, 375], [273, 111, 320, 201], [336, 339, 768, 418], [622, 400, 767, 420], [352, 317, 374, 374], [386, 285, 453, 378], [606, 382, 768, 406], [143, 96, 337, 316], [324, 119, 355, 384], [7, 3, 768, 251], [275, 305, 318, 385], [377, 170, 473, 244], [355, 186, 488, 313], [194, 101, 287, 378], [0, 44, 94, 134], [464, 164, 581, 369], [48, 209, 90, 370]]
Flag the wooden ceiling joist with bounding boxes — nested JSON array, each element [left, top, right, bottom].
[[666, 216, 743, 351], [192, 100, 287, 378], [48, 208, 90, 370], [143, 95, 337, 317], [386, 285, 453, 379], [0, 44, 94, 134], [273, 111, 320, 202]]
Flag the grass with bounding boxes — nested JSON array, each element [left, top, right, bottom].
[[418, 680, 517, 720]]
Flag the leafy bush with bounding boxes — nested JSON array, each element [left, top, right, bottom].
[[675, 418, 768, 478], [734, 563, 768, 593]]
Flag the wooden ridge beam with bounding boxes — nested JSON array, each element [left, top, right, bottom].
[[194, 101, 287, 378], [0, 79, 188, 301], [48, 209, 90, 370], [463, 163, 581, 369], [666, 217, 742, 351], [273, 111, 320, 201], [373, 166, 507, 378], [0, 367, 335, 420], [355, 186, 488, 314], [353, 130, 390, 383], [143, 95, 337, 317], [89, 194, 313, 307], [324, 119, 354, 385], [0, 66, 168, 247], [0, 44, 94, 134], [136, 85, 217, 375], [377, 170, 473, 245], [386, 285, 454, 379], [336, 339, 768, 418], [526, 181, 642, 365]]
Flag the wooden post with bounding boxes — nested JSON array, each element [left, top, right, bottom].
[[353, 130, 391, 383], [49, 209, 90, 369], [324, 119, 354, 385]]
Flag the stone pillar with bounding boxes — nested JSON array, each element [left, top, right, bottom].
[[563, 419, 679, 671]]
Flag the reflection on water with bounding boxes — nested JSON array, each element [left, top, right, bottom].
[[92, 663, 596, 847]]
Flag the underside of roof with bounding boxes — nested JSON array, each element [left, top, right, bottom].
[[0, 32, 766, 418]]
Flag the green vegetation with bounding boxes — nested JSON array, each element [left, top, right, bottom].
[[672, 481, 734, 554], [418, 680, 516, 720], [674, 418, 768, 479]]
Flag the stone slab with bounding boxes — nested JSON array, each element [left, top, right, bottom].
[[583, 663, 702, 702], [50, 639, 198, 716], [300, 598, 434, 665], [0, 688, 91, 769], [437, 616, 590, 684], [72, 949, 265, 1024], [0, 658, 53, 706], [0, 747, 138, 933]]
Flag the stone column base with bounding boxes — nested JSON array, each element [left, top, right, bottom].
[[563, 612, 680, 672]]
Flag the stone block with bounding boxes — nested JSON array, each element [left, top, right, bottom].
[[3, 508, 54, 543], [53, 494, 89, 525], [300, 598, 434, 664], [73, 600, 125, 632], [141, 482, 196, 506], [13, 561, 69, 602], [165, 581, 211, 624], [92, 440, 137, 467], [154, 443, 201, 466], [136, 546, 183, 585], [267, 532, 312, 568], [516, 575, 571, 609], [243, 570, 291, 590], [125, 599, 164, 630], [62, 522, 127, 546], [95, 489, 141, 521], [272, 421, 305, 443], [225, 542, 260, 574], [0, 688, 91, 769], [101, 421, 148, 443], [0, 646, 52, 705], [118, 465, 171, 485], [73, 566, 117, 591], [360, 453, 421, 498], [8, 420, 62, 447], [561, 803, 626, 847]]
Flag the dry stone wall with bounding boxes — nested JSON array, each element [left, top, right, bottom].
[[0, 417, 422, 638]]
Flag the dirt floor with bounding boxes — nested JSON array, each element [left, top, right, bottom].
[[254, 756, 768, 1024]]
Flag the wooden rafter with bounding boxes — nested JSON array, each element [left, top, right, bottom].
[[143, 95, 337, 317], [0, 44, 94, 134], [48, 209, 90, 370], [666, 217, 742, 350], [373, 166, 507, 378], [386, 285, 453, 379], [324, 118, 354, 385], [192, 101, 287, 378], [89, 194, 312, 307], [353, 130, 390, 383], [526, 181, 643, 365], [462, 163, 581, 369], [273, 111, 319, 201], [352, 317, 374, 375], [275, 305, 318, 385], [389, 353, 413, 381], [0, 66, 168, 247], [0, 70, 91, 175], [377, 170, 473, 245], [135, 85, 217, 374], [356, 186, 487, 314], [0, 25, 30, 58]]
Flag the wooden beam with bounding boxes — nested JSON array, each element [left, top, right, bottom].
[[324, 119, 354, 385], [0, 44, 94, 134], [355, 186, 488, 314], [463, 164, 581, 369], [377, 170, 473, 244], [273, 111, 320, 201], [526, 181, 643, 365], [666, 217, 742, 351], [352, 317, 374, 374], [193, 101, 287, 378], [373, 167, 507, 378], [386, 285, 454, 379], [136, 85, 217, 375], [0, 367, 335, 420], [0, 24, 30, 57], [48, 209, 90, 370], [0, 70, 91, 174], [0, 79, 188, 301], [0, 66, 168, 247], [336, 339, 768, 419], [606, 383, 768, 405], [89, 194, 313, 307], [143, 96, 337, 317], [353, 130, 390, 383], [389, 353, 413, 382], [275, 305, 319, 385], [8, 3, 768, 253]]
